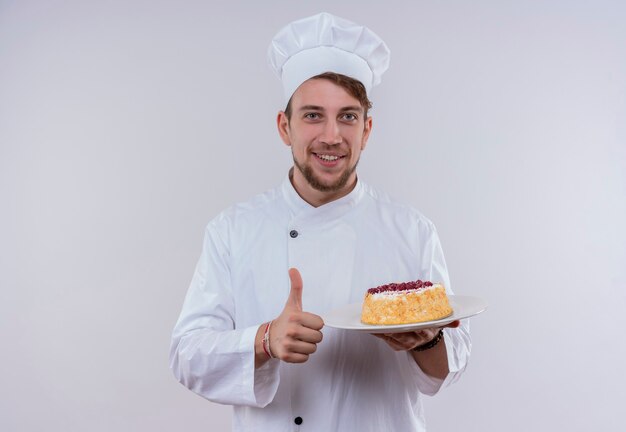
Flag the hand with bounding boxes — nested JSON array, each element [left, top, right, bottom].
[[373, 320, 460, 351], [269, 268, 324, 363]]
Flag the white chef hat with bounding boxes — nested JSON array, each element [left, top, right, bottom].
[[268, 12, 391, 102]]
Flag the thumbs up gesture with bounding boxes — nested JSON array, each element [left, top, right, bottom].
[[268, 268, 324, 363]]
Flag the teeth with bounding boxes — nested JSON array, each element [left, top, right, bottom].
[[318, 154, 340, 161]]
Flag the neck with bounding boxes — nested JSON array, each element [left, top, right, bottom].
[[289, 167, 357, 207]]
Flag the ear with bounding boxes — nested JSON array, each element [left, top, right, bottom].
[[360, 116, 373, 151], [277, 111, 291, 146]]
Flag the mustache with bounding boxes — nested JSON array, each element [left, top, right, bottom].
[[310, 146, 351, 154]]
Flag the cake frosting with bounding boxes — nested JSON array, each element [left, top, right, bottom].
[[361, 280, 452, 325]]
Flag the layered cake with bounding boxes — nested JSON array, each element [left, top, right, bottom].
[[361, 280, 452, 325]]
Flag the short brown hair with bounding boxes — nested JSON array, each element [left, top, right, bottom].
[[284, 72, 373, 121]]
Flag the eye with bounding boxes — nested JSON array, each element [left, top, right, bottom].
[[341, 113, 358, 121], [304, 112, 321, 120]]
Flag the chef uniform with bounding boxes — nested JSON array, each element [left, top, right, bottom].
[[170, 13, 471, 432]]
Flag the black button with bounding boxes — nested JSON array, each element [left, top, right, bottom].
[[294, 416, 303, 425], [289, 230, 298, 238]]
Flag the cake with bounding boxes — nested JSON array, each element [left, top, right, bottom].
[[361, 280, 452, 325]]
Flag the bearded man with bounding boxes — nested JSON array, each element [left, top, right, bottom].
[[170, 12, 471, 432]]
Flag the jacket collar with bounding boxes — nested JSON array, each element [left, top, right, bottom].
[[281, 168, 364, 222]]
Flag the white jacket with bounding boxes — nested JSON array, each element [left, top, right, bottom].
[[170, 175, 471, 431]]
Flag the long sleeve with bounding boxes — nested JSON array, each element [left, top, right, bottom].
[[411, 222, 472, 396], [169, 224, 280, 407]]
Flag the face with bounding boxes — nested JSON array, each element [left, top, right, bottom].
[[277, 78, 372, 206]]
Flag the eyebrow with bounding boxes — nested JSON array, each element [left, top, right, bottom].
[[298, 105, 363, 113]]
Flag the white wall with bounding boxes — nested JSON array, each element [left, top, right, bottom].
[[1, 1, 624, 430]]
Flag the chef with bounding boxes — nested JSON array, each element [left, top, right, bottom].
[[170, 12, 471, 431]]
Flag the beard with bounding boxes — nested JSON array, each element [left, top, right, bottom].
[[292, 151, 360, 193]]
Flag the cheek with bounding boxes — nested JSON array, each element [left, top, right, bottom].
[[343, 128, 366, 149], [353, 140, 365, 154], [290, 141, 308, 158]]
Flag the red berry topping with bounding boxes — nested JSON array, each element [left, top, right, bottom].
[[367, 280, 434, 295]]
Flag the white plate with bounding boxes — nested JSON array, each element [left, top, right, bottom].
[[323, 295, 488, 334]]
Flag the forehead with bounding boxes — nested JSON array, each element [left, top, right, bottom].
[[290, 78, 363, 111]]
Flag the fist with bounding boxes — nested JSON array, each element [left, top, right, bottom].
[[269, 268, 324, 363]]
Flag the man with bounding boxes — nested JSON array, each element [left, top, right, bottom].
[[170, 13, 471, 431]]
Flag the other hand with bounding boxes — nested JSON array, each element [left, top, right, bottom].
[[269, 268, 324, 363], [373, 320, 460, 351]]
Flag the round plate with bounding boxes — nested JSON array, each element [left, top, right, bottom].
[[323, 295, 488, 333]]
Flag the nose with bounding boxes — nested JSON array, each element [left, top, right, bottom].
[[320, 119, 342, 145]]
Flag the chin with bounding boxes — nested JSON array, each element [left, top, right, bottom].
[[294, 156, 358, 193], [309, 174, 353, 193]]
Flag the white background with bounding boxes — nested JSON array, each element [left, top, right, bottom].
[[1, 1, 625, 431]]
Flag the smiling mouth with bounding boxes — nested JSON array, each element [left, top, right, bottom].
[[313, 153, 345, 162]]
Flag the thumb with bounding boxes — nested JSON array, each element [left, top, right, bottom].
[[285, 267, 303, 311], [443, 320, 461, 329]]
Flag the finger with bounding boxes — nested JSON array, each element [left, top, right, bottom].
[[388, 332, 422, 344], [442, 320, 460, 329], [390, 332, 429, 348], [374, 332, 406, 341], [380, 336, 408, 351], [282, 339, 318, 355], [296, 311, 324, 331], [373, 332, 428, 351], [282, 352, 310, 363], [285, 268, 303, 311], [288, 326, 323, 344]]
